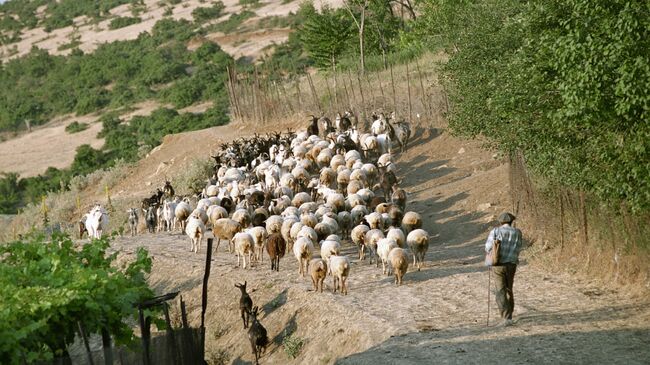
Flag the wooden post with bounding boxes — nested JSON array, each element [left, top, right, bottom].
[[324, 76, 334, 111], [559, 193, 565, 252], [101, 328, 113, 365], [389, 61, 397, 112], [365, 74, 375, 111], [295, 79, 302, 110], [179, 295, 189, 329], [376, 71, 386, 110], [306, 73, 322, 114], [138, 309, 150, 365], [346, 70, 358, 107], [78, 322, 95, 365], [415, 59, 429, 120], [406, 62, 413, 122], [341, 72, 351, 109], [580, 191, 588, 246], [163, 303, 180, 365], [356, 70, 366, 121], [201, 238, 213, 357]]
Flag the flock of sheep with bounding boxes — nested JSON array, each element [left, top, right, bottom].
[[81, 111, 432, 364]]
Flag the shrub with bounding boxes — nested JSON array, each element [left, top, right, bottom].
[[0, 234, 155, 363], [172, 157, 214, 196], [64, 121, 89, 134], [282, 331, 304, 359], [192, 2, 225, 23], [108, 16, 142, 30]]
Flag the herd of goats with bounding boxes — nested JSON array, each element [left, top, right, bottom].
[[79, 111, 432, 364]]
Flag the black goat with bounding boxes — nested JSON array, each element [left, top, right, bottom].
[[235, 281, 253, 329], [248, 306, 269, 365]]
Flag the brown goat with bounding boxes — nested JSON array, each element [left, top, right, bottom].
[[266, 233, 286, 272]]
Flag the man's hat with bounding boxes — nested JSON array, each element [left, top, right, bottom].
[[498, 212, 516, 224]]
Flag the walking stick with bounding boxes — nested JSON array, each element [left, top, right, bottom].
[[487, 266, 491, 327]]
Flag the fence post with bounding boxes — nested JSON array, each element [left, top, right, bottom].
[[200, 238, 214, 360], [406, 62, 412, 122], [356, 70, 366, 121], [389, 61, 397, 112], [306, 73, 322, 114], [77, 322, 95, 365], [324, 76, 334, 111], [138, 308, 150, 365], [559, 193, 565, 252], [163, 303, 180, 365], [179, 295, 189, 329], [415, 59, 429, 121], [376, 71, 386, 110], [101, 328, 114, 365]]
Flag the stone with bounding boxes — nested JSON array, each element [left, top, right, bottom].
[[458, 147, 466, 154], [477, 203, 492, 211]]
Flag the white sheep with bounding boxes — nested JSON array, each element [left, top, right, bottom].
[[387, 227, 406, 248], [364, 229, 385, 266], [247, 226, 268, 262], [388, 247, 409, 285], [402, 211, 423, 235], [293, 237, 314, 277], [351, 224, 370, 260], [212, 218, 243, 253], [377, 238, 398, 275], [329, 255, 350, 295], [320, 240, 341, 274], [407, 229, 430, 271], [185, 215, 205, 253], [265, 215, 284, 235], [175, 201, 191, 231], [233, 232, 254, 269]]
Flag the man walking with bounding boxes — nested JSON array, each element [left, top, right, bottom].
[[485, 212, 523, 326]]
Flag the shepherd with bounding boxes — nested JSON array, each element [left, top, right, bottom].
[[485, 212, 523, 326]]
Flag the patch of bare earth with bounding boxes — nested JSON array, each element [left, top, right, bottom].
[[108, 121, 650, 364]]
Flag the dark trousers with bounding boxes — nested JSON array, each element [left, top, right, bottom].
[[492, 263, 517, 320]]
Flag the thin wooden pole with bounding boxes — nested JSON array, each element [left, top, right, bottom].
[[376, 71, 386, 110], [389, 61, 397, 112], [356, 70, 366, 121], [406, 62, 413, 122], [101, 328, 113, 365], [179, 296, 189, 329], [77, 322, 95, 365], [306, 73, 322, 114], [324, 76, 334, 111], [415, 59, 429, 120]]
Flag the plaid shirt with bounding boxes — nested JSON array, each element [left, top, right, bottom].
[[485, 224, 523, 265]]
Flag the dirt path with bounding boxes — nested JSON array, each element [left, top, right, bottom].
[[110, 122, 650, 364]]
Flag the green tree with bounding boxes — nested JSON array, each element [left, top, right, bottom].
[[0, 172, 23, 214], [297, 3, 354, 70]]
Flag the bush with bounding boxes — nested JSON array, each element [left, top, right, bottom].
[[192, 2, 225, 23], [172, 157, 214, 196], [64, 121, 89, 134], [209, 10, 254, 33], [0, 234, 154, 363], [282, 331, 304, 359], [108, 16, 142, 30]]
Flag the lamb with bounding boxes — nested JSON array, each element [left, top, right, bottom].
[[248, 306, 269, 365], [402, 211, 423, 235], [281, 217, 299, 252], [364, 212, 384, 230], [185, 214, 205, 253], [212, 218, 243, 253], [235, 281, 253, 329], [247, 226, 268, 262], [234, 232, 254, 269], [191, 207, 209, 226], [293, 237, 314, 277], [174, 201, 191, 231], [329, 255, 350, 295], [336, 211, 352, 239], [407, 229, 430, 271], [388, 247, 409, 285], [266, 233, 286, 272], [309, 258, 328, 292], [127, 208, 138, 236]]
